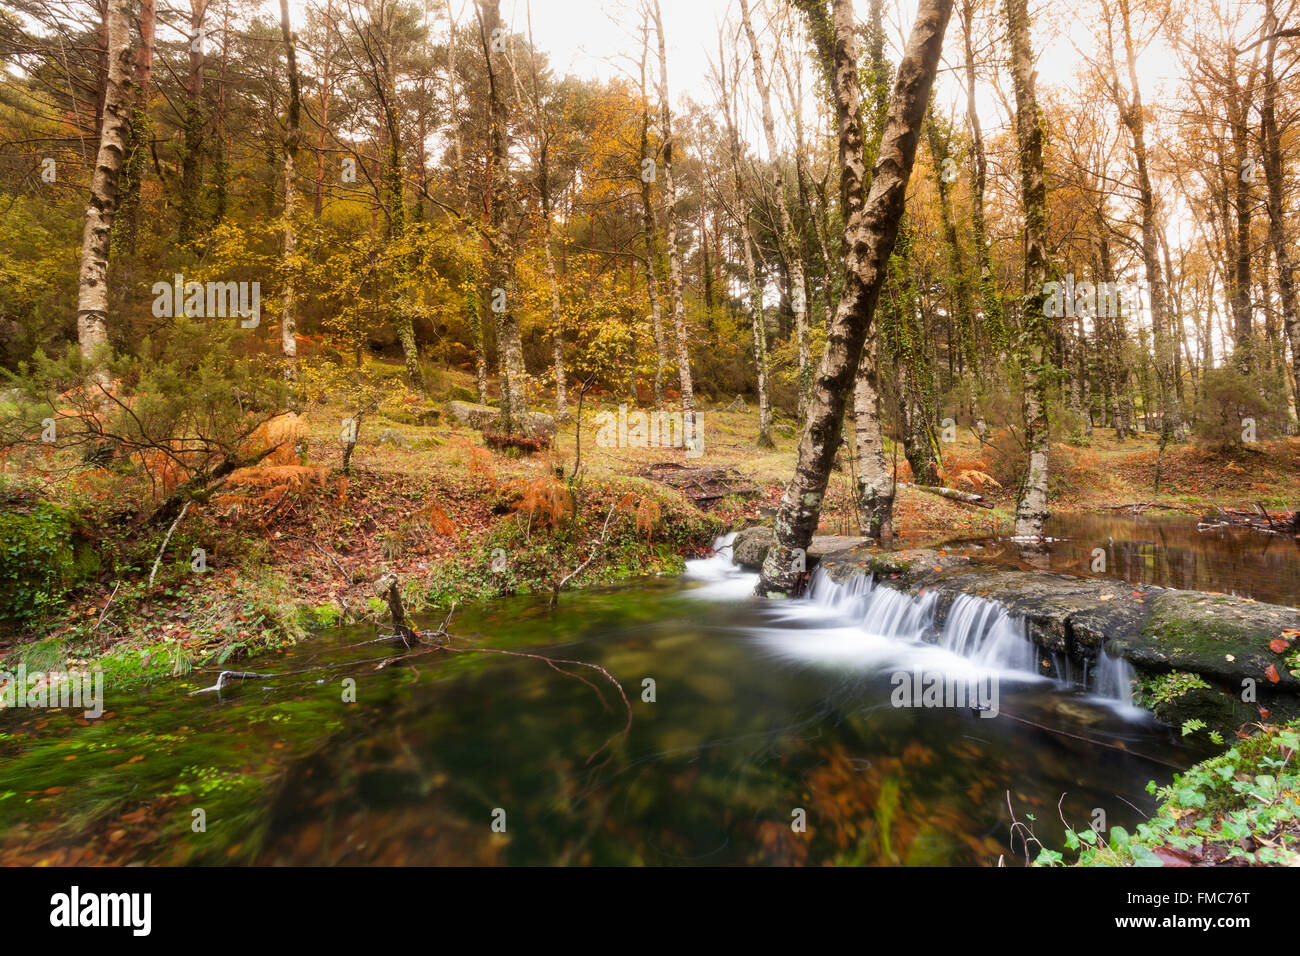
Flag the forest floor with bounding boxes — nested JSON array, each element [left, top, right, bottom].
[[4, 360, 1300, 688]]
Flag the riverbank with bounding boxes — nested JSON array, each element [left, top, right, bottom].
[[3, 362, 1298, 693]]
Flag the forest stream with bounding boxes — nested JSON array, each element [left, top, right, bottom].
[[6, 516, 1290, 866]]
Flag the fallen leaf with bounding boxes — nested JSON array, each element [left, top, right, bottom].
[[1270, 639, 1291, 654], [1099, 594, 1114, 601], [1265, 664, 1281, 684]]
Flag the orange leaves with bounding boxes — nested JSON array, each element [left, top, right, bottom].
[[1265, 664, 1282, 684], [427, 503, 457, 537], [244, 413, 307, 466], [635, 498, 661, 541], [614, 491, 660, 540], [452, 436, 498, 490], [1270, 638, 1291, 654], [214, 464, 327, 518], [502, 476, 573, 531], [954, 469, 1002, 492]]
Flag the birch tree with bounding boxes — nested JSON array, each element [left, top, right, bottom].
[[279, 0, 302, 380], [649, 0, 696, 431], [1006, 0, 1051, 539], [478, 0, 528, 433], [739, 0, 810, 414], [758, 0, 954, 595], [76, 0, 134, 380]]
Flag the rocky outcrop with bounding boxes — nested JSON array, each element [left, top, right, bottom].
[[446, 400, 555, 438], [731, 526, 875, 572], [813, 541, 1300, 731]]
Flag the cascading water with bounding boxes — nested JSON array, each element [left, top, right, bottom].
[[802, 566, 1135, 705], [1092, 643, 1137, 703], [686, 538, 1136, 707]]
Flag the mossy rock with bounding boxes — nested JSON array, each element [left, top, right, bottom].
[[1118, 591, 1300, 693], [448, 385, 477, 402]]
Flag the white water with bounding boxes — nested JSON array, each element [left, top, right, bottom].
[[684, 535, 1138, 709]]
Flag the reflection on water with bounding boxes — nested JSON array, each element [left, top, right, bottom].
[[944, 512, 1300, 606], [0, 547, 1197, 867]]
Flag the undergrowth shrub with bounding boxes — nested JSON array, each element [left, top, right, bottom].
[[0, 500, 77, 631]]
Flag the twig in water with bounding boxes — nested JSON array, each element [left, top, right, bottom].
[[193, 670, 272, 694]]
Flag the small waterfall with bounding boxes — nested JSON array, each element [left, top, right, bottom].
[[938, 593, 1039, 673], [1092, 643, 1136, 706], [802, 567, 1134, 703]]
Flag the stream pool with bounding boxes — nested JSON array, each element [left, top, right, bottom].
[[0, 538, 1206, 866]]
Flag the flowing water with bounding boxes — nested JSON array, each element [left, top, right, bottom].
[[0, 535, 1198, 866]]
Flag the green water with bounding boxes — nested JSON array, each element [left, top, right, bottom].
[[0, 566, 1195, 866]]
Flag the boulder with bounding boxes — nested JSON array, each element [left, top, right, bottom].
[[726, 394, 748, 412], [730, 527, 875, 571], [732, 526, 775, 569], [446, 400, 497, 430], [446, 400, 555, 438]]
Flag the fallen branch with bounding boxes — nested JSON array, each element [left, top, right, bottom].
[[95, 580, 121, 631], [901, 482, 993, 508], [1099, 501, 1197, 514], [373, 572, 417, 645], [550, 506, 617, 609], [147, 500, 190, 589], [193, 670, 272, 694]]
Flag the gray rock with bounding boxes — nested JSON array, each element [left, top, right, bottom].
[[446, 400, 498, 430], [731, 527, 874, 571], [814, 540, 1300, 727], [446, 400, 554, 438], [732, 526, 775, 569], [726, 394, 747, 412]]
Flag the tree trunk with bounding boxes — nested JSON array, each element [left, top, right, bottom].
[[278, 0, 300, 381], [77, 0, 135, 378], [1007, 0, 1051, 539], [854, 333, 894, 540], [758, 0, 953, 595], [638, 38, 667, 406], [313, 0, 335, 218], [740, 0, 810, 415], [112, 0, 154, 256], [1229, 75, 1256, 370], [179, 0, 208, 244], [1262, 0, 1300, 419], [1111, 0, 1179, 437], [650, 0, 696, 431], [718, 36, 773, 447], [479, 0, 527, 432], [960, 0, 1005, 370]]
